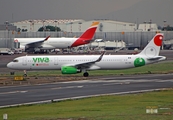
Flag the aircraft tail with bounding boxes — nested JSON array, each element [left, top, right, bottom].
[[71, 21, 99, 47], [79, 21, 99, 39], [138, 33, 164, 58]]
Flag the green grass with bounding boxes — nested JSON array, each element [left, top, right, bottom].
[[0, 89, 173, 120], [1, 61, 173, 77]]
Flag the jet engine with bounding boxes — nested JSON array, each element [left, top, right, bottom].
[[61, 66, 81, 74]]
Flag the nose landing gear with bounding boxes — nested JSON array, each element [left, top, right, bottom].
[[23, 70, 27, 77]]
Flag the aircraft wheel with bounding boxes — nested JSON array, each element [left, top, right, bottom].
[[83, 72, 89, 77], [23, 74, 27, 77]]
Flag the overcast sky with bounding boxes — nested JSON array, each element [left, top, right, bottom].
[[0, 0, 172, 26]]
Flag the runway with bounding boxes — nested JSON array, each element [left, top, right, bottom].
[[0, 74, 173, 108]]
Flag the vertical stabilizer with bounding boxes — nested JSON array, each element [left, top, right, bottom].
[[79, 21, 100, 39], [71, 21, 99, 47], [138, 33, 164, 57]]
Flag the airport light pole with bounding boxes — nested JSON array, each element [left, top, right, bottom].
[[148, 19, 152, 31], [54, 20, 57, 31], [29, 20, 33, 32], [70, 22, 73, 33], [143, 21, 147, 31], [78, 22, 82, 32], [42, 19, 45, 31], [5, 21, 9, 31], [163, 20, 167, 31]]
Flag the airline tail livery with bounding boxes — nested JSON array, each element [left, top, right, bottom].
[[7, 33, 166, 77], [14, 21, 100, 52]]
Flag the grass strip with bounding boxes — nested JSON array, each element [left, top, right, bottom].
[[0, 88, 173, 120]]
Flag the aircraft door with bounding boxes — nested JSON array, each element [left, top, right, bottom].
[[54, 57, 58, 65], [22, 57, 27, 65]]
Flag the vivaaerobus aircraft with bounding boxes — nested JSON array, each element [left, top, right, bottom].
[[14, 21, 99, 52], [7, 33, 166, 77]]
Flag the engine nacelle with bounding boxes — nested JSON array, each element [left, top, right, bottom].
[[20, 45, 35, 52], [61, 66, 81, 74], [39, 44, 54, 50]]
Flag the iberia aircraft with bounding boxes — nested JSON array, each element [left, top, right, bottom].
[[7, 33, 166, 77], [14, 21, 100, 52]]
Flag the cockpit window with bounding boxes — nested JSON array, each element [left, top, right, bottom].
[[13, 59, 19, 62]]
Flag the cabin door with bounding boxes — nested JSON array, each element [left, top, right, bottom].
[[22, 56, 27, 65], [54, 57, 58, 65]]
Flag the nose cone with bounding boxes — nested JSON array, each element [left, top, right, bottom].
[[7, 62, 13, 69]]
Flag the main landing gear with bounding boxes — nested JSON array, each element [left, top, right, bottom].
[[83, 72, 89, 77]]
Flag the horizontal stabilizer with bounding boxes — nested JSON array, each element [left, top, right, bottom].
[[147, 56, 166, 61]]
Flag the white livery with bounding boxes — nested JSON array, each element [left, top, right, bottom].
[[7, 33, 166, 77], [14, 21, 100, 52]]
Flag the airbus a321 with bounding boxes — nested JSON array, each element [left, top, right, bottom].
[[14, 21, 100, 52], [7, 33, 166, 77]]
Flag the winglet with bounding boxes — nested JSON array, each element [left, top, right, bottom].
[[44, 35, 50, 41], [95, 51, 106, 62]]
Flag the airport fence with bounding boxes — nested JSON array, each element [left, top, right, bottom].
[[0, 31, 173, 49], [0, 31, 15, 48]]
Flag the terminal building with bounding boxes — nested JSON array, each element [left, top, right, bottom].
[[1, 19, 172, 51], [11, 19, 137, 32], [11, 19, 160, 32], [9, 19, 157, 32], [0, 19, 159, 32]]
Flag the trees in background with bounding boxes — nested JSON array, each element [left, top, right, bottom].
[[38, 25, 61, 32]]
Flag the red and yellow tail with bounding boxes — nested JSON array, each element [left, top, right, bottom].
[[79, 21, 100, 39], [71, 21, 99, 47]]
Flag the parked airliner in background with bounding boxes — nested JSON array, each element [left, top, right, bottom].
[[14, 21, 100, 52], [8, 33, 166, 77]]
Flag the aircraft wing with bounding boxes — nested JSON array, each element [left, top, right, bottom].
[[25, 36, 50, 48], [65, 51, 105, 69]]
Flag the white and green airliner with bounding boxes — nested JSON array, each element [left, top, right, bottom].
[[7, 33, 166, 77]]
